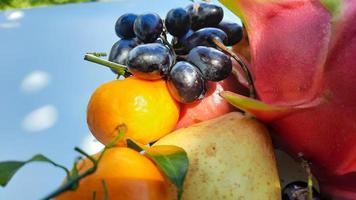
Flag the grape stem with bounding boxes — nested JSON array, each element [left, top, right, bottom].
[[210, 38, 256, 98], [160, 33, 177, 65], [84, 53, 131, 77], [86, 52, 107, 57], [176, 55, 187, 60]]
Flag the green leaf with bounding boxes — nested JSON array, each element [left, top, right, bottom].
[[0, 161, 25, 187], [127, 139, 189, 200], [0, 154, 69, 187], [146, 145, 188, 200]]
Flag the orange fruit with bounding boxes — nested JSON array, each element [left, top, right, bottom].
[[56, 147, 173, 200], [87, 77, 180, 146]]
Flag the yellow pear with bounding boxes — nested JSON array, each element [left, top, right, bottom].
[[154, 112, 281, 200]]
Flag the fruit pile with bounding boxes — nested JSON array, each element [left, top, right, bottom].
[[107, 3, 243, 103], [0, 1, 337, 200], [80, 2, 321, 200]]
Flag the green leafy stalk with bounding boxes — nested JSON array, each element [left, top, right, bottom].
[[127, 139, 189, 200], [41, 125, 126, 199], [40, 148, 98, 199], [68, 156, 82, 190]]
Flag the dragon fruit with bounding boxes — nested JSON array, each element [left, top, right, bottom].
[[219, 0, 356, 199]]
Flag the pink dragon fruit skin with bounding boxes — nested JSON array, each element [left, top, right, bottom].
[[176, 61, 249, 129], [219, 0, 356, 199]]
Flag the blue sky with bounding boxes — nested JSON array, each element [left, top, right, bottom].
[[0, 1, 242, 199]]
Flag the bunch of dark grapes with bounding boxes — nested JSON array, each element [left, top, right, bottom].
[[108, 2, 243, 103]]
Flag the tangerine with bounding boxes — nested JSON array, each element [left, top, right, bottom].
[[87, 77, 180, 146], [56, 147, 173, 200]]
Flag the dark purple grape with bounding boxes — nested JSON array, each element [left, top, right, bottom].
[[282, 181, 321, 200], [127, 43, 173, 80], [133, 13, 163, 43], [165, 8, 191, 37], [186, 3, 223, 30], [179, 29, 194, 41], [184, 27, 228, 51], [109, 38, 139, 64], [187, 46, 232, 81], [173, 29, 194, 55], [167, 61, 206, 103], [115, 13, 137, 39], [217, 21, 243, 45]]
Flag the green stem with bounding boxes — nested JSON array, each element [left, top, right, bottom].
[[30, 157, 71, 179], [106, 124, 127, 148], [92, 191, 97, 200], [84, 54, 127, 76], [41, 164, 97, 200], [305, 163, 313, 200], [177, 188, 183, 200], [210, 38, 256, 99], [299, 154, 313, 200], [86, 52, 107, 57], [102, 180, 109, 200], [41, 126, 127, 200], [75, 147, 97, 166], [308, 175, 313, 200]]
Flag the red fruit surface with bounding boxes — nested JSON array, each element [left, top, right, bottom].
[[176, 64, 248, 129], [220, 0, 356, 199]]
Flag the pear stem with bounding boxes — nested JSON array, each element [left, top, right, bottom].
[[303, 161, 314, 200], [299, 154, 314, 200], [210, 38, 256, 99]]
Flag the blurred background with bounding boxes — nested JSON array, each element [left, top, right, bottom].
[[0, 0, 100, 10], [0, 0, 247, 199]]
